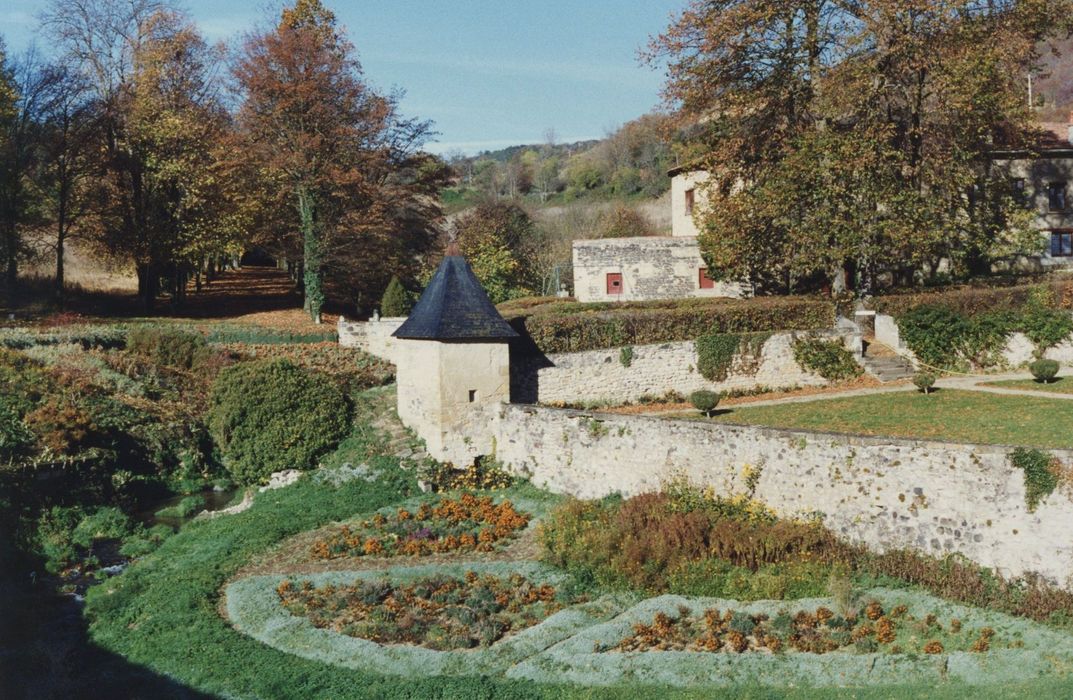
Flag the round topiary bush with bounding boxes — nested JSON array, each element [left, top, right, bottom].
[[689, 390, 721, 417], [1029, 358, 1060, 383], [912, 372, 936, 394], [208, 359, 351, 485]]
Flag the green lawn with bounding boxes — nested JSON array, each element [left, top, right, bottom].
[[706, 389, 1073, 448], [984, 376, 1073, 395]]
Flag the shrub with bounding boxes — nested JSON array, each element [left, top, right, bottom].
[[24, 399, 101, 455], [619, 346, 633, 368], [912, 372, 936, 394], [595, 203, 653, 239], [689, 390, 721, 417], [792, 338, 862, 381], [873, 279, 1073, 318], [126, 327, 211, 370], [1021, 307, 1073, 351], [208, 359, 351, 484], [508, 297, 835, 354], [1010, 448, 1059, 512], [897, 306, 970, 369], [71, 507, 133, 549], [0, 404, 34, 461], [379, 275, 412, 317], [1030, 359, 1060, 383], [417, 456, 514, 492], [154, 495, 206, 520]]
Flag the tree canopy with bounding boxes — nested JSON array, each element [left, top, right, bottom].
[[648, 0, 1073, 293]]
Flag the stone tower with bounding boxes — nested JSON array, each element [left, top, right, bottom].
[[391, 254, 517, 464]]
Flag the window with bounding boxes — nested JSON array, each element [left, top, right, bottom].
[[698, 267, 714, 289], [1052, 231, 1073, 257], [685, 188, 695, 215], [1012, 178, 1027, 205], [1048, 182, 1067, 212], [606, 272, 623, 295], [468, 389, 478, 403]]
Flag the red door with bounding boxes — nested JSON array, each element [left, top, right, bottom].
[[699, 267, 714, 289], [606, 272, 623, 295]]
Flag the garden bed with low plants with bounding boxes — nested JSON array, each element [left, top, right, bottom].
[[309, 493, 531, 559], [225, 562, 632, 677], [507, 590, 1073, 688]]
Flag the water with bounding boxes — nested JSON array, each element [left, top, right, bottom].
[[138, 487, 240, 530]]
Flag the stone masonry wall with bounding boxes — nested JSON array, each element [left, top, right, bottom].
[[572, 236, 744, 303], [337, 316, 405, 362], [515, 332, 839, 405], [488, 404, 1073, 584]]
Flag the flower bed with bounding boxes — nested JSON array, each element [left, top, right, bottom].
[[225, 563, 632, 678], [310, 494, 530, 559], [277, 571, 572, 650], [613, 600, 996, 656], [507, 590, 1073, 688]]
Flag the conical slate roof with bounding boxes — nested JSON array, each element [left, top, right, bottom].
[[392, 256, 518, 341]]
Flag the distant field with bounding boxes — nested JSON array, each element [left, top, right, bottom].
[[22, 240, 137, 293], [701, 389, 1073, 449]]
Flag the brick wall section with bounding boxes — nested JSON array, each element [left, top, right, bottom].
[[489, 404, 1073, 584]]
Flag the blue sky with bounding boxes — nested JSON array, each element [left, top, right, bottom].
[[1, 0, 684, 154]]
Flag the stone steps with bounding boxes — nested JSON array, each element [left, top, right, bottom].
[[862, 354, 915, 382]]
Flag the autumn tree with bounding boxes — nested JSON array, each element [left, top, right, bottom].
[[44, 0, 239, 309], [649, 0, 1073, 293], [452, 201, 535, 303], [235, 0, 443, 321]]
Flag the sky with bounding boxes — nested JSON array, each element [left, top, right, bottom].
[[0, 0, 685, 155]]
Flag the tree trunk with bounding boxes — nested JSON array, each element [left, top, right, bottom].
[[298, 185, 324, 323]]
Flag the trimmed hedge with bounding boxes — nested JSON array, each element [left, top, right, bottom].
[[874, 279, 1073, 319], [507, 297, 835, 354]]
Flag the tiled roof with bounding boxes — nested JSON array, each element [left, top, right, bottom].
[[392, 256, 518, 341]]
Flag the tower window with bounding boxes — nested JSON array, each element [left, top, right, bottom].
[[685, 188, 695, 215], [468, 389, 478, 403]]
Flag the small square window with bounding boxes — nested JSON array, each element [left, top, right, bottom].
[[468, 389, 478, 403], [606, 272, 623, 295]]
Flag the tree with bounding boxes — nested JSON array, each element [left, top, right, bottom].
[[595, 204, 653, 239], [235, 0, 441, 321], [33, 65, 103, 298], [647, 0, 1072, 293], [379, 275, 411, 317], [44, 0, 238, 309], [452, 201, 535, 303]]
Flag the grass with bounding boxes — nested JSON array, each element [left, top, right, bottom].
[[700, 389, 1073, 449], [983, 376, 1073, 395]]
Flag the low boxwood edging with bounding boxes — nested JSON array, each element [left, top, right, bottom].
[[225, 563, 634, 677], [508, 590, 1073, 689]]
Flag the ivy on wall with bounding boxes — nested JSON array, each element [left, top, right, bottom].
[[1009, 448, 1060, 512], [695, 332, 771, 382]]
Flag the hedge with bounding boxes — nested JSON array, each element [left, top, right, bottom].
[[507, 297, 835, 354], [873, 279, 1073, 319]]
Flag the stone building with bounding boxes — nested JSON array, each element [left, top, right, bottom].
[[571, 166, 744, 303], [392, 253, 516, 465], [991, 117, 1073, 269]]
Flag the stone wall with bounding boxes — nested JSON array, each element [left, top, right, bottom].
[[874, 312, 1073, 368], [337, 316, 405, 362], [991, 154, 1073, 270], [572, 236, 744, 303], [489, 404, 1073, 584], [514, 332, 843, 405]]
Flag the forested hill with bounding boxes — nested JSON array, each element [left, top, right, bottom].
[[442, 112, 685, 212]]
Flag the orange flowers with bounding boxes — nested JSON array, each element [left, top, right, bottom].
[[309, 494, 531, 559]]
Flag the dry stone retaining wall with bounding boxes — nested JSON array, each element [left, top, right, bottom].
[[488, 404, 1073, 585], [514, 332, 834, 405]]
